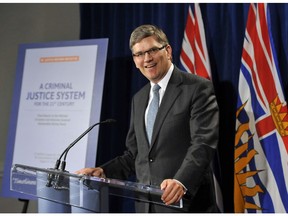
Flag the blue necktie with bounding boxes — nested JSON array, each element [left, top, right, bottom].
[[146, 84, 161, 143]]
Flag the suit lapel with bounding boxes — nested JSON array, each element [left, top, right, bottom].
[[136, 84, 150, 146], [150, 68, 183, 148]]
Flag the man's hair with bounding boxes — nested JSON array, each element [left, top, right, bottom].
[[129, 24, 169, 50]]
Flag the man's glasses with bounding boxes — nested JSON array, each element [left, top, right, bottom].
[[132, 45, 167, 59]]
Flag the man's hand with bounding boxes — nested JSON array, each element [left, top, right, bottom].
[[75, 167, 106, 178], [160, 179, 185, 205]]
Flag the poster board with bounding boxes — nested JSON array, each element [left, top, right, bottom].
[[2, 39, 108, 198]]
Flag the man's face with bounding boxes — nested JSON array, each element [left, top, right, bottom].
[[132, 36, 172, 83]]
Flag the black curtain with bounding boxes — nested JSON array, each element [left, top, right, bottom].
[[79, 3, 288, 213]]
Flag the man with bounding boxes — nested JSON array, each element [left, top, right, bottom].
[[76, 24, 219, 213]]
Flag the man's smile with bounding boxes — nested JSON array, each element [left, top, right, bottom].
[[145, 63, 157, 68]]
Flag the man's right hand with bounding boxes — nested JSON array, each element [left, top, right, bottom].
[[75, 167, 106, 178]]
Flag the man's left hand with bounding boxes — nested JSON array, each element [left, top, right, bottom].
[[160, 179, 185, 205]]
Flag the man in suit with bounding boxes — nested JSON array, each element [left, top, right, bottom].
[[76, 24, 219, 213]]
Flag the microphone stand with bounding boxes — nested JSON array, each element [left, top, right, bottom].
[[46, 119, 116, 188]]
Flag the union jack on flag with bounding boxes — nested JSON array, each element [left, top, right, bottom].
[[180, 4, 212, 79], [234, 3, 288, 213], [180, 3, 223, 212]]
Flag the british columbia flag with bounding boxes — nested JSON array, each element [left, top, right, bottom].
[[180, 3, 223, 212], [234, 3, 288, 213]]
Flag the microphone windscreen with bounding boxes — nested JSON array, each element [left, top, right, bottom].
[[105, 119, 117, 123]]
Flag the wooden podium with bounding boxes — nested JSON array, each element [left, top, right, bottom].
[[10, 164, 182, 213]]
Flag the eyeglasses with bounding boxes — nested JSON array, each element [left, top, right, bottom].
[[132, 45, 167, 59]]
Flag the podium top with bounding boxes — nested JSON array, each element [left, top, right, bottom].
[[11, 164, 182, 211]]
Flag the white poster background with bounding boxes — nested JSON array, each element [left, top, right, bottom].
[[12, 45, 98, 172]]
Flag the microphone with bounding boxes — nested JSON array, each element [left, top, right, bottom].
[[46, 119, 116, 187], [57, 118, 116, 172]]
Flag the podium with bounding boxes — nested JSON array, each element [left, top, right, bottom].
[[10, 164, 182, 212]]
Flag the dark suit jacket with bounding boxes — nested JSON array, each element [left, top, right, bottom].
[[101, 66, 219, 213]]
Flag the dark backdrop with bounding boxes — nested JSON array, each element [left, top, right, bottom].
[[79, 3, 288, 213]]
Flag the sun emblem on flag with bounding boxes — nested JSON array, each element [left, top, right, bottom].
[[234, 101, 264, 212]]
